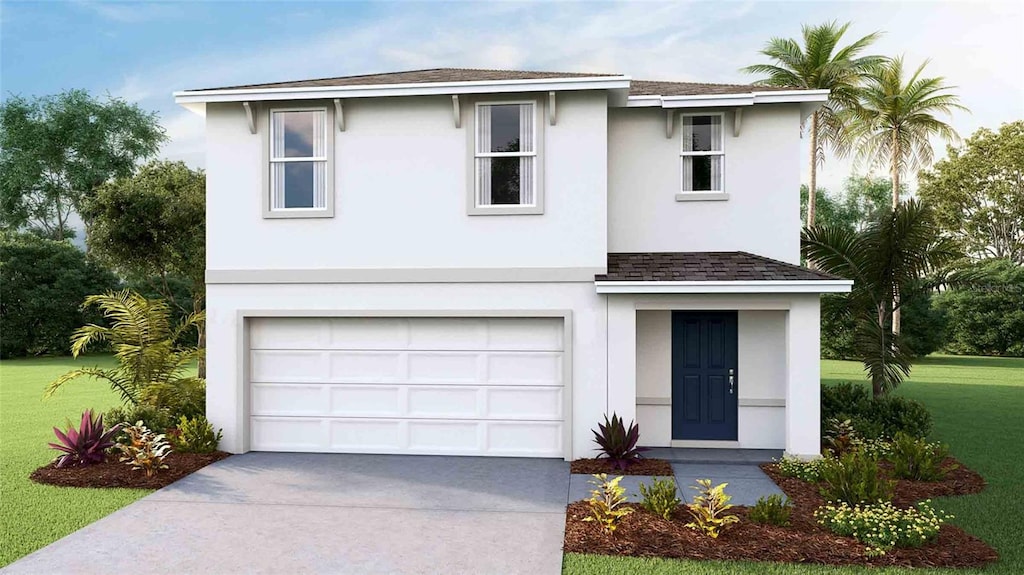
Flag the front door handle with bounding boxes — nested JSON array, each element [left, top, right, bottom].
[[728, 369, 734, 394]]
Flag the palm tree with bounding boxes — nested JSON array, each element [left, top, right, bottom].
[[743, 21, 884, 227], [802, 199, 960, 397], [847, 56, 967, 333]]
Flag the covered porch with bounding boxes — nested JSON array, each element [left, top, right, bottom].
[[595, 252, 851, 459]]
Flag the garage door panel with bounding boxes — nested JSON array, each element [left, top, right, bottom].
[[252, 417, 325, 451], [250, 318, 328, 349], [408, 420, 481, 451], [252, 384, 325, 416], [330, 385, 401, 417], [406, 352, 482, 382], [486, 388, 562, 420], [330, 419, 402, 451], [487, 421, 562, 456], [486, 318, 563, 351], [328, 318, 407, 349], [327, 351, 402, 382], [406, 387, 480, 418], [487, 353, 562, 385], [251, 351, 327, 382]]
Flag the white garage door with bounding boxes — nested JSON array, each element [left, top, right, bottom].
[[248, 316, 565, 457]]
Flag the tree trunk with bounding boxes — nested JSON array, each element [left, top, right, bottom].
[[194, 294, 206, 380], [807, 112, 819, 228], [891, 129, 902, 336]]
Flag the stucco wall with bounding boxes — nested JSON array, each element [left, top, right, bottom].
[[607, 105, 803, 263], [205, 91, 608, 271]]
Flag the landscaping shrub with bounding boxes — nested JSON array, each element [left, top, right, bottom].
[[117, 421, 172, 477], [0, 232, 119, 358], [104, 403, 175, 434], [820, 292, 947, 360], [48, 409, 121, 468], [819, 450, 894, 504], [888, 432, 954, 481], [684, 479, 739, 539], [168, 415, 222, 454], [933, 259, 1024, 357], [591, 413, 647, 470], [582, 474, 633, 534], [749, 494, 793, 526], [637, 477, 680, 520], [823, 418, 860, 456], [774, 455, 826, 482], [815, 500, 951, 556], [822, 382, 932, 440]]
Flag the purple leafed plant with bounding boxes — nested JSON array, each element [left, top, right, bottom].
[[48, 409, 122, 468], [592, 413, 647, 470]]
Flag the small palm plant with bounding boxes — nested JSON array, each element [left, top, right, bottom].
[[46, 290, 205, 416], [592, 413, 647, 470]]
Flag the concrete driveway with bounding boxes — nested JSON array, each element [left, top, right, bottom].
[[4, 453, 571, 575]]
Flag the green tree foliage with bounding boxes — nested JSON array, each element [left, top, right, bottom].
[[802, 200, 960, 396], [743, 21, 884, 226], [934, 259, 1024, 357], [0, 90, 165, 239], [918, 122, 1024, 265], [0, 233, 119, 357], [800, 176, 896, 233]]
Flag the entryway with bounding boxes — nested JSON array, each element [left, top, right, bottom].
[[671, 311, 739, 441]]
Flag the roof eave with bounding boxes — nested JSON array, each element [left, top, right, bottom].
[[594, 279, 853, 294], [625, 88, 830, 109]]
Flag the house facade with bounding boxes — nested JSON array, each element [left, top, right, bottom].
[[175, 69, 850, 461]]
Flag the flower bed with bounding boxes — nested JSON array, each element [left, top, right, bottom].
[[570, 458, 674, 476], [30, 451, 229, 490]]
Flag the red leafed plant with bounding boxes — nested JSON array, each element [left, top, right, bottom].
[[592, 413, 647, 470], [48, 409, 122, 468]]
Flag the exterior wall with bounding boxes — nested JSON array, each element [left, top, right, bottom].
[[607, 105, 804, 263], [206, 281, 607, 459], [205, 91, 608, 272], [635, 309, 788, 449]]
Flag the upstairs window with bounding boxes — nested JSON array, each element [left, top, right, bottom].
[[268, 108, 331, 215], [680, 113, 724, 193], [472, 102, 542, 213]]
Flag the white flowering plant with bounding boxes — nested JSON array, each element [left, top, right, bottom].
[[774, 455, 827, 481], [815, 500, 952, 556]]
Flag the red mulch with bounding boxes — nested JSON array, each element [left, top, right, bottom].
[[563, 456, 998, 568], [570, 458, 674, 476], [30, 451, 230, 489]]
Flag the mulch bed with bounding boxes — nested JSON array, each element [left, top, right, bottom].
[[570, 458, 674, 476], [30, 451, 230, 489], [564, 456, 998, 568]]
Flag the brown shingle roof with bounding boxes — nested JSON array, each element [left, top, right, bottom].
[[595, 252, 841, 282], [188, 68, 799, 96]]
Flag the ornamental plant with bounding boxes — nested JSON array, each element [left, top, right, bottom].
[[582, 474, 633, 534], [819, 450, 894, 504], [637, 477, 681, 520], [888, 432, 955, 481], [823, 418, 860, 456], [684, 479, 739, 539], [168, 415, 222, 454], [815, 500, 951, 555], [591, 413, 647, 470], [48, 409, 121, 467], [749, 494, 793, 526], [774, 455, 827, 482], [117, 421, 172, 477]]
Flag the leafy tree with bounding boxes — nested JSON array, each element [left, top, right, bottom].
[[800, 176, 896, 234], [83, 161, 206, 373], [46, 290, 205, 419], [0, 90, 165, 239], [743, 21, 884, 227], [933, 259, 1024, 357], [802, 199, 960, 396], [0, 232, 119, 357], [847, 57, 966, 334], [918, 122, 1024, 265]]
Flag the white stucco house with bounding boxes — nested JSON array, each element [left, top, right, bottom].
[[174, 68, 851, 461]]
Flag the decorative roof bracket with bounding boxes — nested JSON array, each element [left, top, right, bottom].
[[452, 95, 461, 128], [242, 102, 256, 134]]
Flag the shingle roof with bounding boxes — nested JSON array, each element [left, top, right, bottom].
[[189, 68, 797, 96], [595, 252, 841, 282]]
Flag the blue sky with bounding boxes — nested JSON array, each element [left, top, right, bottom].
[[2, 0, 1023, 192]]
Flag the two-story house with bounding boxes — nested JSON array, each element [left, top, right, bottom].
[[174, 68, 850, 461]]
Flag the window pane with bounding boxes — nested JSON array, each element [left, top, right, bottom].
[[682, 115, 722, 152], [489, 105, 522, 153], [272, 161, 325, 209], [488, 157, 521, 204], [272, 110, 325, 158], [681, 155, 722, 191]]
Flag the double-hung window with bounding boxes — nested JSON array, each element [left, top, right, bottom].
[[679, 113, 725, 195], [472, 101, 541, 214], [267, 107, 333, 217]]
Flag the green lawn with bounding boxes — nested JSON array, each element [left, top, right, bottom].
[[0, 355, 151, 567], [566, 354, 1024, 575]]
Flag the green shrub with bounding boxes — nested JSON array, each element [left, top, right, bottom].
[[0, 232, 120, 358], [933, 259, 1024, 357], [854, 438, 893, 461], [821, 292, 947, 360], [104, 404, 174, 434], [819, 450, 894, 504], [168, 415, 222, 454], [822, 383, 932, 440], [582, 474, 633, 534], [637, 477, 680, 520], [815, 500, 951, 555], [684, 479, 739, 539], [823, 418, 860, 456], [821, 294, 857, 360], [749, 494, 793, 526], [821, 382, 871, 420], [888, 432, 954, 481], [775, 455, 826, 482]]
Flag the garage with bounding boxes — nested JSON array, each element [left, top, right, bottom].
[[247, 316, 567, 457]]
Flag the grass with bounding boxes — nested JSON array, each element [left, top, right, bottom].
[[0, 355, 151, 568], [565, 354, 1024, 575]]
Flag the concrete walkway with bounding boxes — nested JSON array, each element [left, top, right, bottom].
[[3, 453, 571, 575]]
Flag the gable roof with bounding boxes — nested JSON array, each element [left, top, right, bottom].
[[595, 252, 842, 282]]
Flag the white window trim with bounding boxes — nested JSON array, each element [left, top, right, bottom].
[[262, 104, 336, 219], [677, 111, 727, 201], [467, 99, 545, 216]]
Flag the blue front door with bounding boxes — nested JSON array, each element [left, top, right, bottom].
[[671, 311, 738, 440]]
